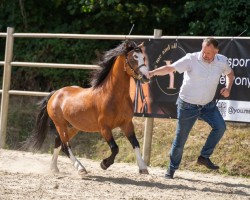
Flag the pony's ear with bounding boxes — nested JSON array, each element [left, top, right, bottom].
[[138, 42, 144, 48]]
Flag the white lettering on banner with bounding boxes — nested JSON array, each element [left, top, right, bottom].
[[228, 107, 250, 114], [154, 42, 180, 95], [217, 100, 250, 122], [228, 58, 250, 68], [220, 76, 250, 88], [234, 77, 250, 88], [219, 76, 226, 84]]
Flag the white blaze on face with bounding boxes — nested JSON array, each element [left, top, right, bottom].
[[133, 52, 149, 78]]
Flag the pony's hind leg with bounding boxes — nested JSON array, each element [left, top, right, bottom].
[[61, 142, 88, 175], [100, 137, 119, 170], [50, 136, 62, 173], [53, 123, 87, 176], [127, 133, 149, 174]]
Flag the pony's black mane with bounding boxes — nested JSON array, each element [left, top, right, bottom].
[[91, 41, 137, 88]]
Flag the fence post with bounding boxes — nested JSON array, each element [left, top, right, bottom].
[[0, 27, 14, 148], [142, 29, 162, 165]]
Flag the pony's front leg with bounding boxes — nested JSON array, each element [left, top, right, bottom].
[[100, 137, 119, 170], [128, 133, 149, 174], [62, 143, 87, 176]]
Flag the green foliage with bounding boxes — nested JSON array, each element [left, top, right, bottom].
[[0, 0, 186, 90], [183, 0, 250, 36], [0, 4, 249, 127]]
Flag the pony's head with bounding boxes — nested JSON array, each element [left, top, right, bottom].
[[125, 41, 149, 83]]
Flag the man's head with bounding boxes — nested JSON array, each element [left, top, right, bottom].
[[201, 37, 219, 63]]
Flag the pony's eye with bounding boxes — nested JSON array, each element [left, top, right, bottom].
[[133, 53, 138, 59]]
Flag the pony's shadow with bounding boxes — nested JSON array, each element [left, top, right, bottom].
[[177, 176, 250, 197], [83, 175, 187, 190], [84, 175, 250, 197]]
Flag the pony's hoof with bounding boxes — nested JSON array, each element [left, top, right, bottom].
[[78, 169, 87, 176], [100, 161, 108, 170], [139, 169, 149, 174], [51, 167, 60, 174]]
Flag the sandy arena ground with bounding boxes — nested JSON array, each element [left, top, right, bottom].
[[0, 149, 249, 200]]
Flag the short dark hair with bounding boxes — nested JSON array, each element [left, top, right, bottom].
[[203, 37, 219, 49]]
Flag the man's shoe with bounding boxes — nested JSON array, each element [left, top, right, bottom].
[[197, 156, 219, 170], [165, 168, 175, 179]]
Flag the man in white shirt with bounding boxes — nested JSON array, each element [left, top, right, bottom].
[[149, 38, 234, 179]]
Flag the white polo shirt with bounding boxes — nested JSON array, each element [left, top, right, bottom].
[[172, 52, 232, 105]]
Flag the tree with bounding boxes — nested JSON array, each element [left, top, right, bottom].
[[182, 0, 250, 36], [0, 0, 186, 90]]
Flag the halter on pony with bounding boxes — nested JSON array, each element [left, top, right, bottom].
[[124, 40, 149, 83]]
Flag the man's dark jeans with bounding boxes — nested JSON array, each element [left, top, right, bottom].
[[169, 97, 226, 171]]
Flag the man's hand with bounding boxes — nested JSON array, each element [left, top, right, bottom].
[[148, 71, 155, 78], [222, 70, 234, 97], [220, 87, 230, 98]]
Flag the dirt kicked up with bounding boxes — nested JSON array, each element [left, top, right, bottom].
[[0, 149, 249, 200]]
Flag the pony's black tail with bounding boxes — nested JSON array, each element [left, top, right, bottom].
[[22, 91, 56, 151]]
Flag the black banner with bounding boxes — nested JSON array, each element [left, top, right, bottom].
[[131, 39, 250, 123]]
